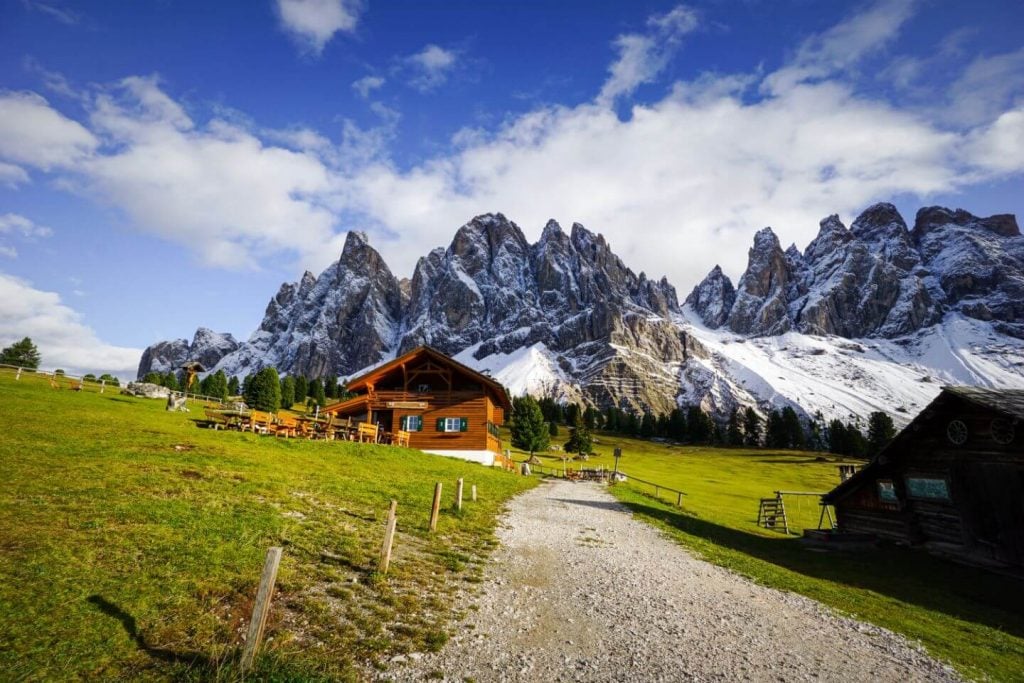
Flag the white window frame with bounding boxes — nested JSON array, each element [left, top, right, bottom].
[[443, 417, 462, 432]]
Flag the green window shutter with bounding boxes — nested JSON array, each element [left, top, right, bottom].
[[436, 418, 445, 432], [460, 417, 468, 432], [399, 416, 407, 430]]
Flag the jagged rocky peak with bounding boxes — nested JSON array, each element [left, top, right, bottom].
[[804, 214, 851, 264], [912, 206, 1021, 242], [685, 265, 736, 329], [136, 328, 239, 379], [726, 227, 793, 335]]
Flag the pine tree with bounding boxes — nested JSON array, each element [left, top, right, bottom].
[[227, 375, 240, 396], [781, 406, 805, 449], [510, 395, 549, 456], [668, 408, 687, 441], [308, 378, 327, 406], [280, 376, 296, 408], [583, 406, 600, 430], [162, 372, 179, 391], [828, 419, 848, 455], [143, 371, 162, 384], [867, 411, 896, 456], [604, 406, 620, 432], [0, 337, 41, 369], [687, 406, 713, 444], [244, 367, 281, 412], [294, 376, 308, 403], [200, 374, 214, 396], [548, 421, 559, 437], [564, 413, 593, 456], [640, 411, 656, 438], [743, 407, 762, 447], [726, 408, 742, 446]]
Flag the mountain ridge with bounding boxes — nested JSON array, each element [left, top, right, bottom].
[[137, 203, 1024, 423]]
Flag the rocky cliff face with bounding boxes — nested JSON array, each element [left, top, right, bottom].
[[687, 203, 1023, 340], [139, 203, 1024, 421], [136, 328, 238, 378]]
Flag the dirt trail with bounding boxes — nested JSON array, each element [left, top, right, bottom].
[[386, 479, 957, 682]]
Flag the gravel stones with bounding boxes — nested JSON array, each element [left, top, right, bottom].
[[384, 480, 958, 682]]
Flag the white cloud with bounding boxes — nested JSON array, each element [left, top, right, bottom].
[[763, 0, 917, 95], [598, 4, 699, 105], [946, 48, 1024, 126], [0, 272, 141, 378], [964, 106, 1024, 175], [0, 161, 29, 187], [0, 91, 97, 169], [0, 213, 52, 258], [0, 213, 53, 238], [405, 45, 458, 92], [352, 75, 385, 99], [275, 0, 361, 54], [20, 0, 80, 25]]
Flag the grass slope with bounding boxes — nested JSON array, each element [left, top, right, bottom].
[[515, 434, 1024, 681], [0, 370, 535, 681]]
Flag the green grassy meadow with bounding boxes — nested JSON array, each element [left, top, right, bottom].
[[0, 369, 535, 681], [512, 434, 1024, 681]]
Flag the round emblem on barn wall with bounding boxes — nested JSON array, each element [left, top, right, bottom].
[[946, 419, 969, 445], [990, 418, 1015, 445]]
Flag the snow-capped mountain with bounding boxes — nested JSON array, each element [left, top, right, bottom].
[[138, 204, 1024, 424], [137, 327, 239, 377]]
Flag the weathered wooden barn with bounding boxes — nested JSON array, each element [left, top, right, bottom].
[[323, 346, 510, 465], [823, 386, 1024, 570]]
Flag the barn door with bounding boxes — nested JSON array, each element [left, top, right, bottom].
[[960, 463, 1024, 567]]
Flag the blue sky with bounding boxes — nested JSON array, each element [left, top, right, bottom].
[[1, 0, 1022, 378]]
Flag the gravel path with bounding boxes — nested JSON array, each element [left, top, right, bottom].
[[387, 479, 958, 682]]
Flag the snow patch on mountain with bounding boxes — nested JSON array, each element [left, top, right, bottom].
[[455, 341, 582, 403], [680, 307, 1024, 425]]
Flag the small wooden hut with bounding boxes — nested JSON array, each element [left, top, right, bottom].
[[322, 346, 511, 465], [823, 386, 1024, 570]]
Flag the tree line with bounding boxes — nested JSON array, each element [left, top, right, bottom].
[[141, 365, 354, 413], [510, 393, 896, 458]]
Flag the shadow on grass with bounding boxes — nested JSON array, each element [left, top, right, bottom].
[[610, 498, 1024, 640], [86, 595, 211, 668]]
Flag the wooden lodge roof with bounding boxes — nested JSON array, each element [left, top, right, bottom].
[[823, 385, 1024, 504], [324, 345, 511, 413], [943, 386, 1024, 421]]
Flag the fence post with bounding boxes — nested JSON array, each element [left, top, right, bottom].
[[100, 378, 106, 394], [429, 482, 442, 532], [677, 491, 682, 507], [378, 500, 398, 574], [15, 367, 21, 380], [471, 484, 477, 502], [456, 478, 464, 512], [240, 546, 283, 674]]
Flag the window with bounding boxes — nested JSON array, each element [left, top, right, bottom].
[[436, 417, 469, 432], [905, 477, 950, 501], [399, 415, 423, 432], [876, 479, 898, 504]]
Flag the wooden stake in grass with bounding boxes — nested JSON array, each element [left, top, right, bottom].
[[378, 499, 398, 574], [471, 484, 477, 502], [240, 546, 283, 674], [429, 482, 442, 532], [456, 478, 464, 512]]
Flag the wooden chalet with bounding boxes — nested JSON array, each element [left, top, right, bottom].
[[823, 386, 1024, 571], [322, 346, 511, 465]]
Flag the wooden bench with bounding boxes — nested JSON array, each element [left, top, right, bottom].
[[243, 410, 273, 435], [393, 430, 410, 447], [272, 415, 298, 438], [203, 408, 230, 430], [357, 422, 379, 443]]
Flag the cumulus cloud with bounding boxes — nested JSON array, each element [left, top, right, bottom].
[[352, 75, 385, 99], [275, 0, 361, 54], [405, 45, 458, 92], [0, 91, 97, 169], [598, 4, 699, 105], [946, 48, 1024, 126], [0, 0, 1022, 296], [0, 272, 141, 378]]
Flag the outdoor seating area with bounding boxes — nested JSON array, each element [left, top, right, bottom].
[[199, 407, 406, 445]]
